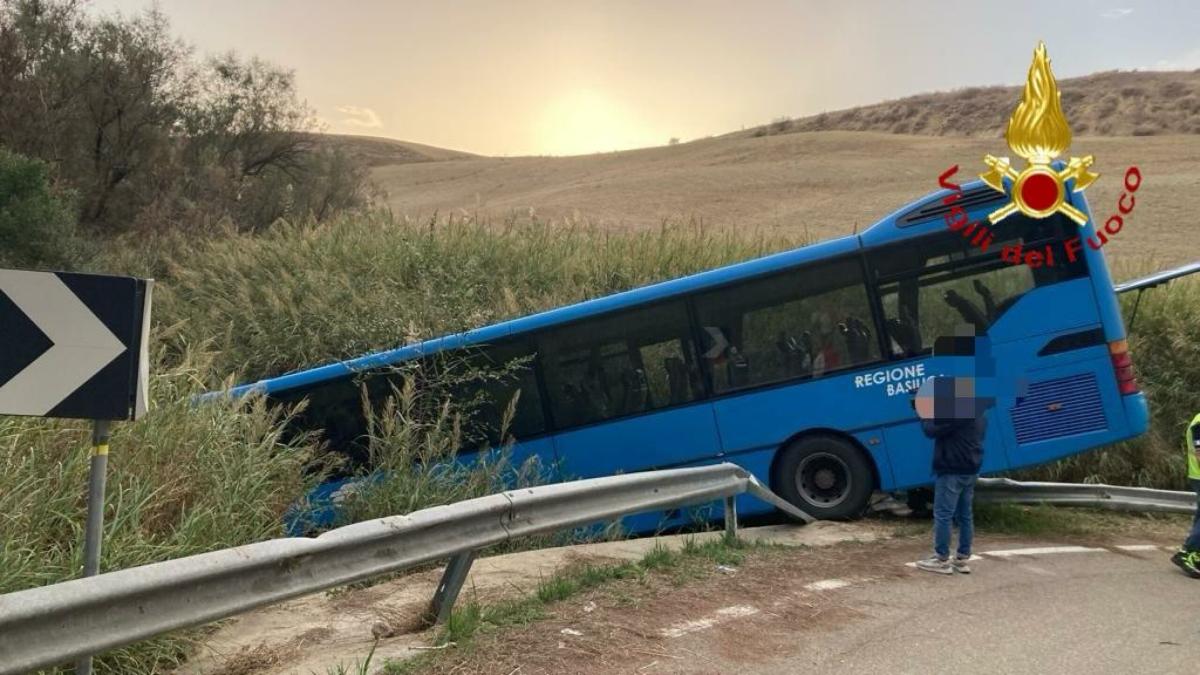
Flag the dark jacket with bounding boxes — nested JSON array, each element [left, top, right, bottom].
[[922, 414, 987, 476]]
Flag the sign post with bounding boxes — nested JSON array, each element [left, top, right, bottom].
[[0, 268, 152, 675], [82, 420, 111, 580]]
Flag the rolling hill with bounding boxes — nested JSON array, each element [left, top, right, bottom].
[[744, 69, 1200, 138], [307, 133, 475, 167], [338, 70, 1200, 266]]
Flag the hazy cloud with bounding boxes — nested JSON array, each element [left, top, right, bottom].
[[337, 105, 383, 129], [1100, 8, 1133, 19]]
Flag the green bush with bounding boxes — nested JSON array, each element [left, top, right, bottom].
[[0, 147, 89, 270]]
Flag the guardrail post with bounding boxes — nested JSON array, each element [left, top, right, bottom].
[[723, 495, 738, 540], [427, 550, 476, 626]]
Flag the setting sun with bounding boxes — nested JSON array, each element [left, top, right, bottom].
[[536, 88, 661, 156]]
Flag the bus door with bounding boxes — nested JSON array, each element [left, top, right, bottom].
[[537, 301, 721, 478], [869, 238, 1018, 488]]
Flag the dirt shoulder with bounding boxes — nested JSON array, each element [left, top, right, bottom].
[[396, 537, 914, 675], [175, 507, 1190, 674], [386, 508, 1192, 675], [176, 522, 889, 675]]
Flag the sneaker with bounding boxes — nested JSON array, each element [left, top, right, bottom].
[[1171, 550, 1200, 579], [951, 556, 972, 574], [915, 556, 953, 575]]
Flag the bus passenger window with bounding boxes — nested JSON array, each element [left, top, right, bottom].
[[693, 257, 881, 393], [538, 302, 702, 429]]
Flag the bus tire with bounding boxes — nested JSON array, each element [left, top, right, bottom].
[[774, 435, 873, 520]]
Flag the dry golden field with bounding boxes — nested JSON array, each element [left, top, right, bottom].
[[369, 130, 1200, 267]]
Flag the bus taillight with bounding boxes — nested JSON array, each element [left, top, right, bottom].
[[1109, 339, 1139, 395]]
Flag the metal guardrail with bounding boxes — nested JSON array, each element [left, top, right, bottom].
[[0, 463, 811, 675], [976, 477, 1196, 514]]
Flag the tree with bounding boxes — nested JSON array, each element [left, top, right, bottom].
[[73, 7, 190, 224], [0, 0, 88, 166], [0, 147, 88, 269], [184, 55, 311, 178], [179, 54, 316, 227], [0, 0, 373, 234]]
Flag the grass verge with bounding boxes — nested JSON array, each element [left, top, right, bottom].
[[973, 502, 1191, 540], [890, 502, 1192, 541]]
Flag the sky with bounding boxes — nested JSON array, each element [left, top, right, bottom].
[[89, 0, 1200, 157]]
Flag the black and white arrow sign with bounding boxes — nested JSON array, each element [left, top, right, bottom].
[[0, 269, 152, 421]]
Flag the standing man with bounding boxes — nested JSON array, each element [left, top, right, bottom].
[[1170, 412, 1200, 578], [913, 376, 987, 575]]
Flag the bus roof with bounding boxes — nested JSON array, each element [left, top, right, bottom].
[[214, 179, 1003, 399]]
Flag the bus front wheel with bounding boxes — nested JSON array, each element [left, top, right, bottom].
[[774, 435, 873, 520]]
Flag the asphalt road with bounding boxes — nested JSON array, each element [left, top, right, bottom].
[[761, 543, 1200, 674]]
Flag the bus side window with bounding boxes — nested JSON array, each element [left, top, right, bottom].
[[538, 301, 702, 430], [273, 372, 378, 470], [693, 256, 880, 393], [474, 342, 547, 443], [430, 341, 547, 450]]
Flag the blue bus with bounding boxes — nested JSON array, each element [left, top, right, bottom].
[[219, 178, 1150, 525]]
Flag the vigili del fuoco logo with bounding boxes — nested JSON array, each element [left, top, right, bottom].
[[937, 41, 1141, 268], [980, 41, 1098, 226]]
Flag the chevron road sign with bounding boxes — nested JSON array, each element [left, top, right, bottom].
[[0, 269, 152, 421], [0, 267, 154, 674]]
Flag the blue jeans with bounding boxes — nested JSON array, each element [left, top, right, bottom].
[[933, 473, 977, 560], [1186, 480, 1200, 551]]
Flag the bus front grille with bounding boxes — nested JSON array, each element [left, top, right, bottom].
[[1010, 373, 1108, 445]]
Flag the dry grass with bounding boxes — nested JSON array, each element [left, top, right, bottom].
[[747, 70, 1200, 138]]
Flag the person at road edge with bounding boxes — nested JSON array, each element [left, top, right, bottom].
[[914, 376, 987, 575], [1170, 412, 1200, 578]]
